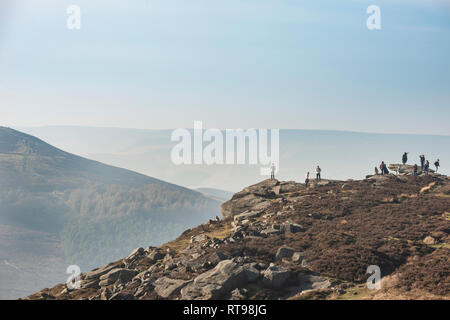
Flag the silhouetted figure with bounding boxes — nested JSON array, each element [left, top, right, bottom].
[[380, 161, 388, 175], [270, 163, 276, 179], [420, 155, 425, 170], [424, 160, 430, 176], [305, 172, 310, 187], [434, 159, 440, 173], [316, 166, 321, 182], [413, 164, 418, 176], [402, 152, 408, 165], [374, 167, 379, 175]]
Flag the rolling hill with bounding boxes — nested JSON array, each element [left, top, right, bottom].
[[0, 127, 221, 299], [17, 126, 450, 191]]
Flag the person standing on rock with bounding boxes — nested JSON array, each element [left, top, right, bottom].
[[420, 155, 425, 170], [305, 172, 310, 187], [424, 160, 430, 175], [380, 161, 386, 175], [434, 159, 440, 172], [402, 152, 408, 165], [374, 166, 379, 175], [270, 162, 276, 180], [413, 164, 418, 176], [316, 166, 321, 182]]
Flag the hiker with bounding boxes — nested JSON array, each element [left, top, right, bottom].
[[402, 152, 408, 165], [424, 160, 430, 176], [380, 161, 386, 175], [434, 159, 440, 172], [316, 166, 322, 182], [270, 163, 276, 179], [374, 166, 379, 175], [305, 172, 310, 187], [413, 164, 418, 176], [420, 155, 425, 170]]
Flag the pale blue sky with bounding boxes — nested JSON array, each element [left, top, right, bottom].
[[1, 0, 449, 134]]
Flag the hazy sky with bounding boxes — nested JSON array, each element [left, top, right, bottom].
[[1, 0, 449, 134]]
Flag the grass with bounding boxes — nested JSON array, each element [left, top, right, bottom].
[[430, 243, 450, 249], [162, 222, 233, 253]]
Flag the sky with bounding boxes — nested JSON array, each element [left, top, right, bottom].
[[0, 0, 449, 135]]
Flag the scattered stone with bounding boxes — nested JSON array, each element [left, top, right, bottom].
[[292, 252, 305, 264], [423, 236, 437, 245]]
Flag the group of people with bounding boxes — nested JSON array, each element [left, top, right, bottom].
[[376, 152, 440, 177], [269, 152, 442, 184], [304, 166, 321, 187], [269, 163, 322, 188]]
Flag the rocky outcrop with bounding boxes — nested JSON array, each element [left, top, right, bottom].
[[26, 174, 450, 300]]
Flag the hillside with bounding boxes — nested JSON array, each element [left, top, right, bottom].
[[26, 172, 450, 300], [0, 127, 221, 299]]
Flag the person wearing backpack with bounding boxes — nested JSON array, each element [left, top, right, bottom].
[[434, 159, 440, 172]]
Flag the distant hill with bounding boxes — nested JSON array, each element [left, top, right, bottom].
[[17, 126, 450, 191], [0, 127, 221, 299], [194, 188, 234, 202]]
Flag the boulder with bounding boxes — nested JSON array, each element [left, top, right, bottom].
[[281, 222, 305, 233], [233, 211, 260, 222], [275, 246, 295, 261], [221, 194, 268, 219], [260, 228, 283, 236], [221, 179, 279, 219], [124, 247, 145, 266], [154, 277, 192, 298], [423, 236, 436, 245], [207, 251, 228, 266], [98, 268, 138, 287], [292, 252, 305, 263], [148, 250, 165, 262], [80, 279, 100, 289], [181, 259, 249, 299], [262, 264, 291, 289], [243, 263, 261, 283], [84, 262, 125, 281]]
